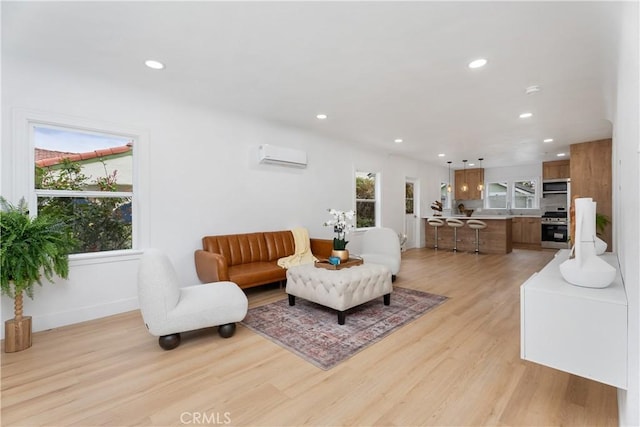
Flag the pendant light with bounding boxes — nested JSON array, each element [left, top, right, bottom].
[[477, 158, 484, 192], [447, 161, 452, 193], [460, 160, 469, 192]]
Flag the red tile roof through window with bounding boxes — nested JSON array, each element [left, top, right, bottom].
[[35, 148, 76, 162], [35, 144, 132, 167]]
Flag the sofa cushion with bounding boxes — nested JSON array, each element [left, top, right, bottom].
[[202, 231, 296, 267], [228, 262, 286, 288], [203, 232, 270, 266], [263, 231, 296, 261]]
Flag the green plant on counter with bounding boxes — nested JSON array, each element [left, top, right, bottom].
[[595, 213, 610, 237]]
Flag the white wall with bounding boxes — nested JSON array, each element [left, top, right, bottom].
[[483, 163, 542, 183], [612, 2, 640, 425], [1, 54, 443, 336]]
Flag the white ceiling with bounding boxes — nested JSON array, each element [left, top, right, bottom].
[[2, 1, 622, 169]]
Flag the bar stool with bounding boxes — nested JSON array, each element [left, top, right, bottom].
[[467, 219, 488, 253], [427, 218, 444, 249], [445, 218, 465, 252]]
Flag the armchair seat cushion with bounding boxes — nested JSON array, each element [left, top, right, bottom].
[[359, 253, 400, 276], [163, 282, 248, 335]]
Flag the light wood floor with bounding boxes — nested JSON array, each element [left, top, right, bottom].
[[1, 248, 619, 426]]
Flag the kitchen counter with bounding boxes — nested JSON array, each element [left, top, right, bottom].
[[425, 215, 514, 220], [424, 216, 513, 254], [424, 215, 541, 220]]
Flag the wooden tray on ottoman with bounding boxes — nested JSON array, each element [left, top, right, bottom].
[[314, 257, 363, 270]]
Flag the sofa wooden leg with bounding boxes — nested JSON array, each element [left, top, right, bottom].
[[338, 311, 346, 325], [288, 294, 295, 306], [392, 274, 397, 283], [159, 333, 180, 350], [384, 293, 391, 306], [218, 323, 236, 338]]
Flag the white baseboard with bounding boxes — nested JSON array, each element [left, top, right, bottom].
[[1, 297, 140, 339]]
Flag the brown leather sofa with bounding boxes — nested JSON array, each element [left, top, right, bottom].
[[194, 230, 333, 289]]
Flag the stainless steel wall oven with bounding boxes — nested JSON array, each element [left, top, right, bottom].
[[541, 211, 570, 249], [541, 178, 571, 249]]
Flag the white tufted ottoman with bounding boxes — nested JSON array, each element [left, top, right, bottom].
[[285, 263, 392, 324]]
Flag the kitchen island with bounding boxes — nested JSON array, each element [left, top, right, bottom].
[[424, 216, 513, 254]]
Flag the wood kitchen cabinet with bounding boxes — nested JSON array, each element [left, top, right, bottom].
[[454, 167, 484, 200], [512, 217, 541, 245], [542, 160, 570, 180], [523, 217, 541, 244], [512, 218, 523, 242], [570, 139, 612, 251]]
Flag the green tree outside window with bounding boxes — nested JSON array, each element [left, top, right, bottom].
[[356, 172, 376, 228], [36, 159, 132, 254]]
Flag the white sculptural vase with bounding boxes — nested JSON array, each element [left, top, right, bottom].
[[595, 236, 607, 255], [559, 198, 615, 288]]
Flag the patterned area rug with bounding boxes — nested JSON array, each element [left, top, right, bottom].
[[241, 287, 448, 370]]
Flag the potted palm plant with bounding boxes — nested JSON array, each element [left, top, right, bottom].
[[1, 197, 75, 352]]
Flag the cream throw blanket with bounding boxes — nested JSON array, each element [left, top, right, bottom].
[[277, 227, 317, 269]]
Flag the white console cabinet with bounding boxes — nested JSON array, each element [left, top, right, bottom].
[[520, 249, 627, 388]]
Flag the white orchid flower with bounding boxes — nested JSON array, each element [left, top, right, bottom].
[[323, 208, 356, 250]]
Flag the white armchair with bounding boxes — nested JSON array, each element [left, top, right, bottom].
[[137, 249, 248, 350], [359, 227, 401, 282]]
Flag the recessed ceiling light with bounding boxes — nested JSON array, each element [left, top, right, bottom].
[[519, 112, 533, 119], [557, 153, 566, 157], [144, 60, 165, 70], [316, 114, 328, 120], [468, 58, 487, 69], [468, 163, 475, 167], [543, 138, 554, 143], [394, 139, 403, 144], [438, 153, 445, 157], [525, 85, 541, 95]]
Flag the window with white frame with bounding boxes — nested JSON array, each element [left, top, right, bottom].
[[440, 182, 451, 209], [513, 179, 537, 208], [485, 178, 538, 210], [405, 182, 414, 214], [487, 181, 508, 209], [355, 171, 379, 228], [32, 123, 136, 254]]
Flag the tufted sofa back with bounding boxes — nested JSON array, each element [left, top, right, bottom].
[[202, 231, 296, 266]]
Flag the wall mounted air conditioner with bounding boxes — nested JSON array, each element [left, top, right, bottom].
[[258, 144, 307, 168]]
